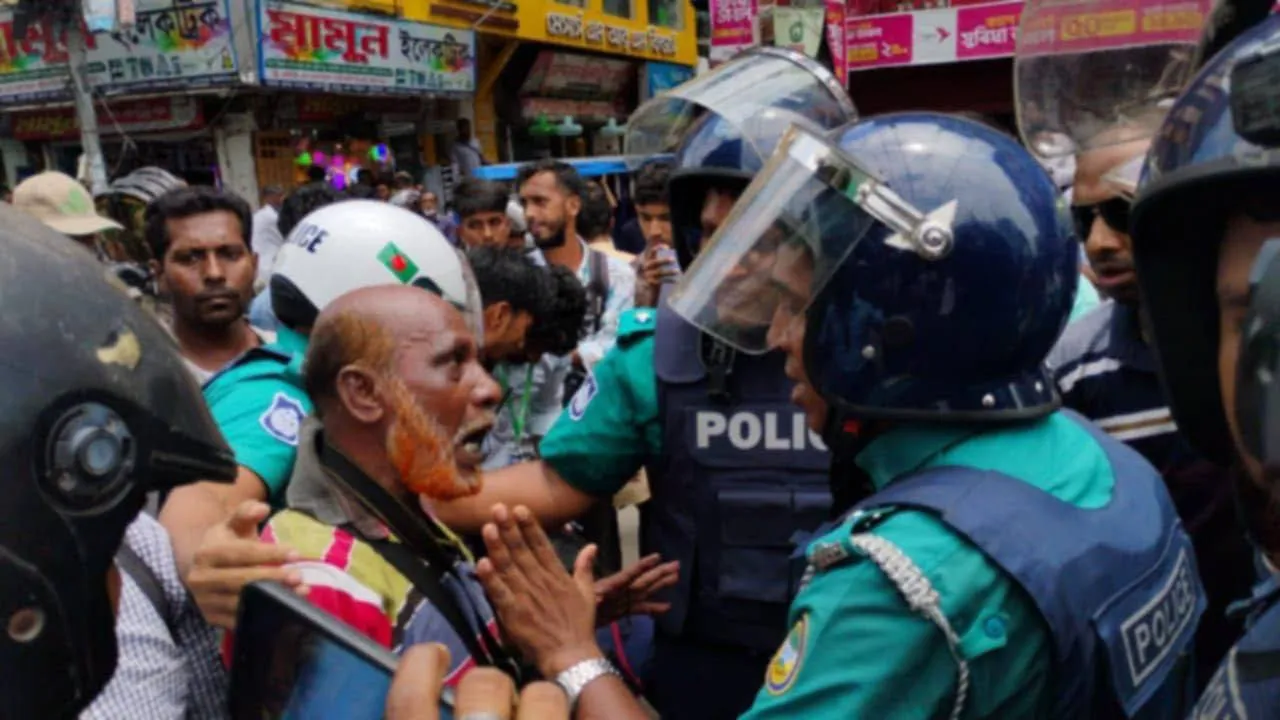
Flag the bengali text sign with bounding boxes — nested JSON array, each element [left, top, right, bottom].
[[845, 13, 914, 69]]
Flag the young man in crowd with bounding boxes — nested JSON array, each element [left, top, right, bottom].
[[454, 178, 518, 250], [467, 246, 587, 469], [252, 184, 286, 289], [630, 162, 678, 308], [146, 186, 270, 385], [516, 159, 635, 372]]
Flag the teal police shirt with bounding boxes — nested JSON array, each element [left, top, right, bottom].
[[741, 413, 1116, 719], [201, 325, 312, 504], [538, 307, 664, 498]]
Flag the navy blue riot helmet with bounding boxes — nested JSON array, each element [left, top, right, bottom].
[[666, 113, 767, 267], [624, 47, 856, 268], [671, 112, 1078, 432], [1130, 13, 1280, 466]]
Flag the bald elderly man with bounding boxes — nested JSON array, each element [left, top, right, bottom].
[[259, 284, 514, 684], [259, 284, 676, 686]]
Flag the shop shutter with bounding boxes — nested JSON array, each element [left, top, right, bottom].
[[254, 131, 298, 191]]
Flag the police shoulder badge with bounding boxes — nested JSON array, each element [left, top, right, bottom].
[[765, 614, 809, 696], [567, 373, 598, 421], [259, 392, 306, 446]]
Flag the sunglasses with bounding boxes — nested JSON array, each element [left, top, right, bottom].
[[1071, 198, 1131, 240]]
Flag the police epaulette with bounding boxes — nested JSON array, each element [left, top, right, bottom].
[[806, 508, 897, 572], [617, 308, 658, 344]]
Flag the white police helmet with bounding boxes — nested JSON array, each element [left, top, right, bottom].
[[270, 200, 483, 336]]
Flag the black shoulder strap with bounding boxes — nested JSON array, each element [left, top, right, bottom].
[[115, 544, 177, 638], [348, 529, 497, 672], [587, 249, 609, 334], [315, 436, 522, 683]]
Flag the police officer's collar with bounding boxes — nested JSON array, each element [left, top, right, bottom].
[[854, 424, 984, 491]]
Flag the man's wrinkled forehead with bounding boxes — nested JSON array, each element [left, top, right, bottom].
[[398, 307, 473, 353]]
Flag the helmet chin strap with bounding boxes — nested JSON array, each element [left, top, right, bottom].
[[821, 400, 880, 517]]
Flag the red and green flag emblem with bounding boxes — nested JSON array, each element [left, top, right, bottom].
[[377, 242, 418, 284]]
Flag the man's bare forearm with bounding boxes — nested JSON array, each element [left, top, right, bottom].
[[429, 460, 595, 533]]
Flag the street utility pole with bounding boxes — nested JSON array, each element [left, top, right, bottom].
[[67, 0, 109, 194]]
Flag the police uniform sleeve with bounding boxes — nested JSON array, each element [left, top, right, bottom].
[[740, 511, 1053, 720], [206, 375, 312, 501], [537, 310, 662, 499]]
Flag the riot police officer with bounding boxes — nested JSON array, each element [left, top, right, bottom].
[[430, 48, 857, 718], [667, 112, 1205, 718], [0, 204, 237, 718], [1127, 13, 1280, 713]]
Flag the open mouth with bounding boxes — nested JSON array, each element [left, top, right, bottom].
[[453, 423, 492, 466]]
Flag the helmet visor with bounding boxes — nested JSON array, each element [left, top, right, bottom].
[[669, 126, 896, 354], [1014, 0, 1212, 158], [624, 47, 856, 168]]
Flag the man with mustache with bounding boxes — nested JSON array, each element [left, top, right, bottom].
[[257, 284, 509, 682], [145, 186, 269, 384]]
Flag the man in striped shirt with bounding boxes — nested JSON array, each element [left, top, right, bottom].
[[259, 284, 507, 684], [1047, 140, 1255, 682]]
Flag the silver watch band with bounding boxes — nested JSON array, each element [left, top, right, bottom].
[[554, 657, 620, 710]]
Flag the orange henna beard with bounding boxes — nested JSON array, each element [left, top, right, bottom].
[[383, 379, 478, 501]]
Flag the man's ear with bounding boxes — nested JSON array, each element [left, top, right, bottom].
[[485, 301, 513, 333], [335, 366, 386, 424], [566, 193, 582, 219]]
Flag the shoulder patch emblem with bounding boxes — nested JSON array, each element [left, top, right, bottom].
[[567, 373, 598, 421], [765, 614, 809, 696], [259, 392, 306, 446]]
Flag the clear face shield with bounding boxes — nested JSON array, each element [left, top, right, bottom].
[[668, 125, 960, 354], [623, 47, 857, 166], [1013, 0, 1213, 162]]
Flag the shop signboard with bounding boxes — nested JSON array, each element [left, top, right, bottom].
[[1018, 0, 1210, 57], [710, 0, 759, 63], [11, 96, 204, 141], [0, 12, 73, 103], [257, 0, 476, 95], [85, 0, 240, 92], [846, 0, 1022, 71], [844, 0, 1208, 72], [0, 0, 239, 104]]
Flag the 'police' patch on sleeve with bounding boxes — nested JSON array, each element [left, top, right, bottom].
[[567, 373, 598, 421], [765, 614, 809, 696], [259, 392, 306, 446]]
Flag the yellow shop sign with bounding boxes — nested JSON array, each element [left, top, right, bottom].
[[408, 0, 697, 66]]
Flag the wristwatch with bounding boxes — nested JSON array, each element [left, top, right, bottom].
[[554, 657, 620, 710]]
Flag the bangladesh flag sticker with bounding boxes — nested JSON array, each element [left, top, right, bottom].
[[378, 242, 418, 284]]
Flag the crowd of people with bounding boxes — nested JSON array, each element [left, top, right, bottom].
[[5, 13, 1280, 719]]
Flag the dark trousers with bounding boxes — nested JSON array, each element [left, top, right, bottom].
[[645, 632, 772, 720]]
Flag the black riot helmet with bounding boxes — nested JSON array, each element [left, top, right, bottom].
[[0, 205, 235, 718]]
